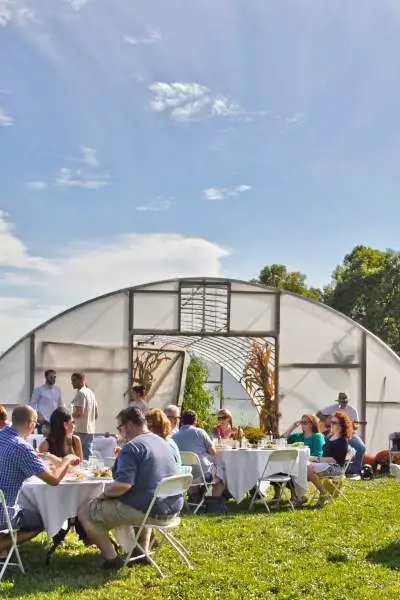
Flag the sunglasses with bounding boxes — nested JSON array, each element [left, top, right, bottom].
[[218, 415, 228, 420]]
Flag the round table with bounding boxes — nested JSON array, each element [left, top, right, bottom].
[[18, 478, 110, 538], [215, 447, 310, 503]]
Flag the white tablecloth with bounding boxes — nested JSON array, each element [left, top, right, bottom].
[[216, 447, 310, 503], [18, 479, 108, 538]]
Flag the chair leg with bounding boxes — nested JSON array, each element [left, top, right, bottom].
[[161, 532, 192, 569]]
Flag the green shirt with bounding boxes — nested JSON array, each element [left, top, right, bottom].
[[287, 432, 325, 456]]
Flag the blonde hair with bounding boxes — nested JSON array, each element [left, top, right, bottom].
[[146, 408, 171, 440]]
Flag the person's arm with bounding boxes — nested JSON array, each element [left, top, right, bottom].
[[37, 454, 78, 486], [72, 391, 84, 419], [100, 481, 132, 499], [201, 430, 216, 456], [30, 388, 44, 423], [283, 421, 301, 438], [73, 435, 84, 461], [38, 440, 49, 453], [311, 433, 325, 457]]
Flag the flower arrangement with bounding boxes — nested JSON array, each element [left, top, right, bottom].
[[243, 427, 265, 445]]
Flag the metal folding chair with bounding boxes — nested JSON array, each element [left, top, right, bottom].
[[313, 448, 356, 505], [123, 474, 193, 578], [179, 452, 214, 514], [0, 490, 25, 581], [249, 449, 299, 512]]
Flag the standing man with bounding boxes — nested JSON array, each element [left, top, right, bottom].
[[71, 373, 98, 460], [164, 405, 180, 434], [318, 392, 366, 478], [0, 405, 78, 557], [30, 369, 62, 434]]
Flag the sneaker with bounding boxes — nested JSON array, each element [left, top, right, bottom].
[[100, 555, 125, 570], [346, 474, 361, 480]]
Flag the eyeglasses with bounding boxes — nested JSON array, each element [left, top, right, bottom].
[[116, 423, 124, 432], [218, 415, 228, 420]]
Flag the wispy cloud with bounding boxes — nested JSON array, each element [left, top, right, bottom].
[[149, 82, 265, 123], [201, 184, 251, 201], [67, 0, 92, 10], [0, 2, 37, 27], [0, 106, 14, 126], [123, 30, 161, 45], [27, 147, 110, 191], [136, 197, 172, 212], [26, 180, 47, 191]]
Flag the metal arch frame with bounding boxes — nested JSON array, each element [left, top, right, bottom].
[[1, 276, 399, 426]]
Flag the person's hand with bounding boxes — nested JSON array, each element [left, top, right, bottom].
[[65, 454, 80, 466], [294, 420, 302, 427]]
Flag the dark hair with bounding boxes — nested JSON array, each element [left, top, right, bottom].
[[302, 414, 320, 434], [0, 405, 7, 421], [182, 410, 197, 426], [333, 411, 352, 440], [47, 407, 73, 458], [117, 405, 146, 427], [45, 369, 56, 378], [12, 405, 36, 427], [132, 385, 145, 398], [71, 372, 85, 381]]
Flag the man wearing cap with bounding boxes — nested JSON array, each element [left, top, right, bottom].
[[318, 392, 366, 478], [164, 405, 180, 434]]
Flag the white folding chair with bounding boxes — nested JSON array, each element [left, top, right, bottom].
[[123, 474, 193, 578], [313, 448, 356, 505], [249, 449, 299, 512], [179, 452, 213, 514], [0, 490, 25, 581]]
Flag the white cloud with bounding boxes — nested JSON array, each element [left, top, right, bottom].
[[26, 180, 47, 190], [0, 1, 37, 27], [201, 184, 251, 201], [136, 197, 172, 212], [0, 213, 230, 349], [81, 146, 99, 167], [28, 147, 110, 191], [123, 30, 161, 45], [67, 0, 92, 10], [0, 106, 14, 126], [285, 112, 307, 125]]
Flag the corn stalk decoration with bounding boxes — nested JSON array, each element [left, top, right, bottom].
[[125, 345, 171, 403], [241, 342, 279, 436]]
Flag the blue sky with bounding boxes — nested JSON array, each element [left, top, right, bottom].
[[1, 0, 400, 349]]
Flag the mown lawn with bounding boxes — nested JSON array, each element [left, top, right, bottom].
[[2, 477, 400, 599]]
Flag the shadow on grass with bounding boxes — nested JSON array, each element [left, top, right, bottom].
[[367, 542, 400, 570]]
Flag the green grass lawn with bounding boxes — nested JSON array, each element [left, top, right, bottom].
[[2, 477, 400, 599]]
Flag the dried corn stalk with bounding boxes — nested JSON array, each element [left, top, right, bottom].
[[125, 345, 171, 401], [242, 342, 279, 435]]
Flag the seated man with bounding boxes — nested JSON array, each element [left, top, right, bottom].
[[78, 406, 183, 570], [317, 392, 366, 478], [0, 405, 78, 558], [164, 405, 180, 435], [172, 410, 216, 482]]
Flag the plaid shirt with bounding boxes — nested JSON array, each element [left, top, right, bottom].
[[0, 426, 45, 528]]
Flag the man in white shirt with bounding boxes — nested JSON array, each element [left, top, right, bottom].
[[71, 373, 98, 460], [318, 392, 366, 477], [165, 404, 180, 434], [30, 370, 63, 433]]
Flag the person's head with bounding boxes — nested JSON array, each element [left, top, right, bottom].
[[11, 405, 37, 437], [319, 414, 331, 434], [116, 406, 148, 442], [146, 408, 171, 440], [217, 408, 233, 429], [181, 410, 197, 426], [164, 404, 180, 429], [0, 405, 8, 429], [330, 411, 352, 439], [45, 369, 57, 386], [337, 392, 348, 408], [300, 414, 320, 434], [48, 407, 74, 456], [71, 372, 85, 390]]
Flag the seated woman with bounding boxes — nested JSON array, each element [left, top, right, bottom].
[[283, 414, 325, 456], [39, 407, 83, 461], [146, 408, 189, 473], [319, 414, 332, 440], [304, 411, 352, 508], [212, 408, 243, 440]]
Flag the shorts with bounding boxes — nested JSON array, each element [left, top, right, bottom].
[[12, 509, 44, 532], [84, 498, 177, 532], [311, 462, 344, 477]]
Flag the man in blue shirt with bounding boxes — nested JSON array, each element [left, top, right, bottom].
[[78, 406, 182, 570], [0, 405, 78, 558], [172, 410, 216, 481]]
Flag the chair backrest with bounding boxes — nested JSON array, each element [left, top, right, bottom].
[[343, 447, 356, 473], [0, 489, 14, 533], [180, 451, 205, 484], [260, 449, 299, 479]]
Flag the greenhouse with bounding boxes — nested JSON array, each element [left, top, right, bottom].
[[0, 277, 399, 453]]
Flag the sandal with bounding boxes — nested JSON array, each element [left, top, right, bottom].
[[292, 497, 306, 507], [315, 494, 330, 508]]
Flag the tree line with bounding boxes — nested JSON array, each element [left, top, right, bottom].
[[253, 245, 400, 356]]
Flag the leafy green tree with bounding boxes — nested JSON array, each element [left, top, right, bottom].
[[254, 263, 323, 301], [182, 356, 216, 433], [326, 246, 400, 354]]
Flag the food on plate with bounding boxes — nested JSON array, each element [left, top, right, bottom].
[[75, 472, 86, 481], [266, 444, 277, 449], [92, 467, 112, 478], [290, 441, 304, 447]]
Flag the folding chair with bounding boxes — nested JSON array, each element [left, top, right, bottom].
[[0, 490, 25, 581], [179, 452, 213, 514], [249, 449, 299, 513], [123, 474, 193, 578], [313, 448, 356, 505]]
